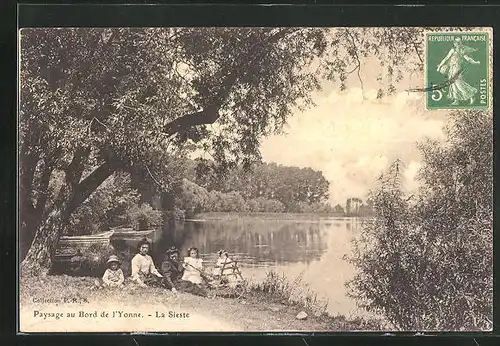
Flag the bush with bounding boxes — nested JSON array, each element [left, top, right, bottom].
[[164, 206, 186, 222], [124, 203, 163, 229], [246, 197, 285, 212], [249, 270, 328, 317], [220, 191, 248, 212], [345, 111, 493, 331], [69, 173, 163, 234], [175, 178, 210, 216]]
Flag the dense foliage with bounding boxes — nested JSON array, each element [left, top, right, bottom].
[[68, 173, 162, 235], [19, 27, 427, 271], [174, 178, 334, 217], [346, 110, 493, 331], [183, 160, 332, 214]]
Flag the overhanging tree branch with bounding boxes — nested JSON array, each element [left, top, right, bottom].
[[163, 104, 221, 136], [65, 146, 92, 187], [162, 28, 295, 137], [345, 29, 365, 98], [412, 41, 424, 65], [66, 159, 119, 215]]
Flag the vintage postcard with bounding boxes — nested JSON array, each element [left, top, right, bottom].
[[18, 27, 493, 333]]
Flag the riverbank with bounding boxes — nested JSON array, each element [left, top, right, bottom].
[[20, 274, 386, 332], [193, 212, 351, 221]]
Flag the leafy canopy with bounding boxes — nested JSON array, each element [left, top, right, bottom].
[[20, 27, 426, 186]]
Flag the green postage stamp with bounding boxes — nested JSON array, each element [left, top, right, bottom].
[[426, 31, 491, 109]]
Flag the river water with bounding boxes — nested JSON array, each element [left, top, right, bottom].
[[146, 216, 367, 318]]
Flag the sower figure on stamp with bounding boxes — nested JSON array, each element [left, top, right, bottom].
[[160, 247, 208, 297], [131, 238, 163, 287], [437, 37, 481, 105]]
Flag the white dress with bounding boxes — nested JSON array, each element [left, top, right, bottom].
[[182, 257, 203, 284], [213, 257, 234, 276]]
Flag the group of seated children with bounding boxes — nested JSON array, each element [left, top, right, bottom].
[[97, 238, 240, 296]]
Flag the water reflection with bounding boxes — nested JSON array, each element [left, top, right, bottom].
[[107, 217, 365, 317], [156, 220, 328, 269]]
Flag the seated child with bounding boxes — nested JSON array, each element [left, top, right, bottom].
[[161, 247, 207, 297], [181, 247, 204, 285], [102, 255, 125, 287], [212, 249, 235, 277]]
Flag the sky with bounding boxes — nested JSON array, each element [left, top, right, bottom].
[[189, 37, 455, 207], [260, 81, 449, 206]]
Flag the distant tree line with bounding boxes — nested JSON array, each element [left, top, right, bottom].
[[167, 161, 341, 217], [345, 197, 374, 217], [189, 160, 330, 210]]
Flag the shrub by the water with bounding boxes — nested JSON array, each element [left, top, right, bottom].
[[249, 270, 329, 317], [68, 173, 163, 235], [245, 197, 285, 213], [164, 206, 186, 222], [124, 203, 163, 230], [345, 110, 493, 331]]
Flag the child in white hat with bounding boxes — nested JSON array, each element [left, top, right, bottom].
[[102, 255, 125, 288]]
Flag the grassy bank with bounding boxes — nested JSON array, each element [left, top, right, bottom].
[[193, 212, 349, 221], [20, 272, 386, 332], [245, 270, 386, 330]]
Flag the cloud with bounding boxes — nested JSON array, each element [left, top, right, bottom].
[[260, 87, 447, 205], [403, 160, 423, 195]]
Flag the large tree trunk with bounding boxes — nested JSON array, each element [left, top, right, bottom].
[[20, 174, 76, 276], [20, 160, 54, 261], [19, 140, 42, 260], [19, 213, 39, 261], [20, 206, 68, 276], [21, 159, 117, 276]]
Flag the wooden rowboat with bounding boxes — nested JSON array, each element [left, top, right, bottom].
[[58, 230, 115, 245], [55, 230, 115, 259], [110, 228, 156, 239]]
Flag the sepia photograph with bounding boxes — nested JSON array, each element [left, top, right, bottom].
[[18, 26, 493, 333]]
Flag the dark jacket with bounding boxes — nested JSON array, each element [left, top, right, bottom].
[[160, 257, 184, 289]]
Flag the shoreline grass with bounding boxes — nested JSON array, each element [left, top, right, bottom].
[[245, 269, 387, 331], [246, 270, 329, 316]]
